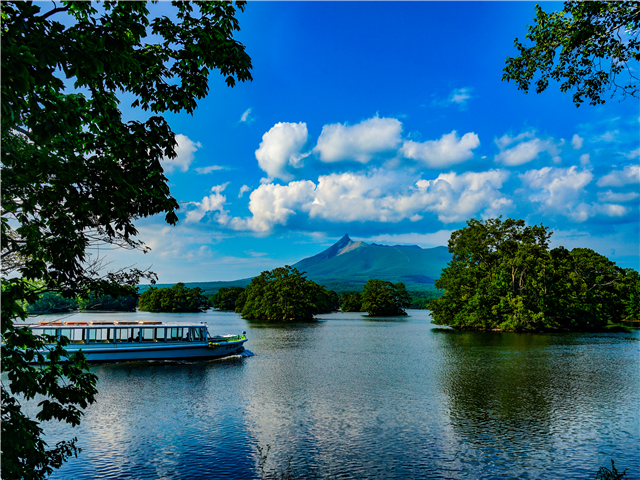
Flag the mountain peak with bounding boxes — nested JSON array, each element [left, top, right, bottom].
[[293, 234, 366, 270], [335, 234, 351, 247]]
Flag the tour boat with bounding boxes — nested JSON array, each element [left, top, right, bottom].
[[26, 319, 248, 363]]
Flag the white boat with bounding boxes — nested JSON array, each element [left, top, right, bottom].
[[27, 319, 248, 363]]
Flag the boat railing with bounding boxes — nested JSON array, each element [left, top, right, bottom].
[[208, 334, 246, 347]]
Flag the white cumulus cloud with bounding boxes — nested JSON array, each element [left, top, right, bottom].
[[415, 170, 511, 222], [520, 166, 594, 221], [255, 122, 309, 181], [231, 180, 316, 232], [185, 183, 229, 223], [229, 169, 511, 232], [162, 134, 202, 173], [597, 164, 640, 187], [495, 132, 559, 167], [400, 130, 480, 168], [314, 116, 402, 163]]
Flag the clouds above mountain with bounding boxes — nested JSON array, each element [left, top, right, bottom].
[[314, 116, 402, 163], [221, 168, 512, 232]]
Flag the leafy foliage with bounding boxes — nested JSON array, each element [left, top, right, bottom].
[[211, 286, 246, 311], [503, 2, 640, 106], [361, 279, 412, 316], [24, 291, 79, 314], [429, 218, 637, 331], [1, 1, 252, 477], [407, 289, 443, 309], [239, 266, 339, 321], [138, 283, 210, 313], [340, 291, 363, 312], [78, 293, 138, 312]]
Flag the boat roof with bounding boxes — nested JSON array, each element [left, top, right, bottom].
[[28, 320, 210, 328]]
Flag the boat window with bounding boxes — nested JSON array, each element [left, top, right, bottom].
[[169, 328, 183, 341], [88, 329, 110, 343], [114, 328, 129, 342], [130, 328, 141, 342], [41, 328, 57, 339], [60, 329, 72, 342], [155, 328, 165, 341], [192, 328, 202, 341], [141, 328, 154, 342], [71, 329, 85, 343]]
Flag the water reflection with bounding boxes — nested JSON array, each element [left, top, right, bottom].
[[433, 329, 640, 479]]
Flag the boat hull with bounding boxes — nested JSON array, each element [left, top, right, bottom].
[[37, 340, 247, 363]]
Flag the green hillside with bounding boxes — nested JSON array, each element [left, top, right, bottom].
[[293, 234, 450, 290]]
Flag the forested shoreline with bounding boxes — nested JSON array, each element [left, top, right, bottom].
[[429, 218, 639, 332]]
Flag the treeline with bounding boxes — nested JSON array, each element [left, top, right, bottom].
[[24, 283, 211, 314], [24, 291, 138, 313], [138, 283, 209, 313], [212, 270, 412, 318], [430, 218, 640, 331]]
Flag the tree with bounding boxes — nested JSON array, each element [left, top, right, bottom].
[[138, 283, 210, 313], [429, 218, 634, 331], [1, 1, 252, 477], [503, 2, 640, 106], [239, 266, 338, 321], [78, 292, 138, 312], [307, 280, 340, 314], [340, 291, 363, 312], [361, 280, 412, 316], [24, 291, 79, 314], [211, 286, 246, 311]]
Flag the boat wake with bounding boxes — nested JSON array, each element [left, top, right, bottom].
[[238, 349, 255, 357]]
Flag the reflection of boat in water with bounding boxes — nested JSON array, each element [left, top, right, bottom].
[[27, 319, 248, 362]]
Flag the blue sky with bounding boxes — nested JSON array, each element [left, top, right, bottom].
[[107, 2, 638, 283]]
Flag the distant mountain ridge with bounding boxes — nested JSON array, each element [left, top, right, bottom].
[[292, 234, 450, 290], [146, 234, 451, 295]]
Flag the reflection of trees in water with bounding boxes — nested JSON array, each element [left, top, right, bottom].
[[433, 330, 555, 451], [432, 329, 640, 475]]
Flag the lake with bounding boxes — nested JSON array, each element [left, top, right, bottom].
[[25, 309, 639, 479]]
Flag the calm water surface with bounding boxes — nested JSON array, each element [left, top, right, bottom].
[[26, 310, 639, 479]]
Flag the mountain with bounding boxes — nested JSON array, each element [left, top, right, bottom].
[[292, 234, 450, 291], [146, 234, 450, 295]]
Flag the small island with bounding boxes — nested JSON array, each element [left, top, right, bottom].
[[138, 283, 210, 313], [235, 266, 339, 321]]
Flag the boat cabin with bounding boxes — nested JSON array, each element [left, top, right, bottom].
[[34, 320, 209, 344]]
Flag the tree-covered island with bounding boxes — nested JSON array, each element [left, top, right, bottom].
[[362, 280, 412, 316], [236, 266, 339, 321], [138, 283, 210, 313], [429, 218, 639, 332], [211, 286, 246, 311]]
